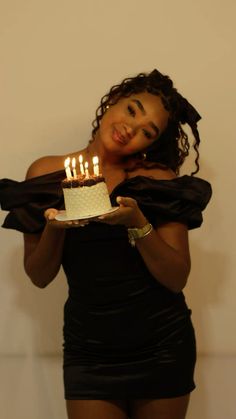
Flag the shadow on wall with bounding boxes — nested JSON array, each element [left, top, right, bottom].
[[186, 239, 227, 349], [185, 238, 228, 419], [7, 243, 68, 355]]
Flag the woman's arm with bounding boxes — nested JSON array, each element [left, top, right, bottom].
[[98, 168, 191, 293], [24, 225, 65, 288], [104, 196, 190, 293], [23, 156, 66, 288], [134, 219, 191, 293]]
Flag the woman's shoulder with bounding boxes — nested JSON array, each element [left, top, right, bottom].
[[25, 148, 87, 180], [25, 155, 66, 180]]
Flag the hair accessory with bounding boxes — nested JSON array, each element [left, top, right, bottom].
[[178, 95, 201, 126], [149, 69, 201, 126]]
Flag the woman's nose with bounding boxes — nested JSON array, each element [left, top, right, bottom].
[[124, 124, 136, 139]]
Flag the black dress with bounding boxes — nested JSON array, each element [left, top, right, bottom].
[[0, 172, 212, 400]]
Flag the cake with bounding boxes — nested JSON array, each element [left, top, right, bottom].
[[61, 175, 112, 219]]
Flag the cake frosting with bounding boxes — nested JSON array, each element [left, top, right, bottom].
[[62, 175, 112, 219]]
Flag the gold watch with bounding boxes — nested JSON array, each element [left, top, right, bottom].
[[128, 223, 153, 247]]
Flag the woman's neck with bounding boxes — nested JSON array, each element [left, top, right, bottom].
[[86, 139, 126, 168]]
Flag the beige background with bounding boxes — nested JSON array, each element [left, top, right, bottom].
[[0, 1, 235, 418]]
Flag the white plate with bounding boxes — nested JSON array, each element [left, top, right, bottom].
[[55, 207, 119, 222]]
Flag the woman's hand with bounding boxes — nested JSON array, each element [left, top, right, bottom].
[[44, 208, 89, 228], [97, 196, 147, 228]]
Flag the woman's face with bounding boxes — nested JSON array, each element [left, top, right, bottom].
[[96, 91, 169, 157]]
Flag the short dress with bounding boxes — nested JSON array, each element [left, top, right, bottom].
[[0, 171, 212, 400]]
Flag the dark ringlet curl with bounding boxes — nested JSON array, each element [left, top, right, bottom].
[[91, 69, 201, 175]]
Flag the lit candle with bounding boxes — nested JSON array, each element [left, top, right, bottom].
[[96, 156, 100, 176], [79, 155, 85, 175], [72, 157, 77, 178], [64, 157, 72, 180], [84, 161, 89, 178], [92, 156, 99, 176]]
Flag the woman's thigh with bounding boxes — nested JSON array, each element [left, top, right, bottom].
[[130, 394, 190, 419], [66, 399, 129, 419]]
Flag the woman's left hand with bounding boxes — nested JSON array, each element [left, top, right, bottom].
[[96, 196, 147, 228]]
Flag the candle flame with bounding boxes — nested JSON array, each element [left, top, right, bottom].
[[92, 156, 99, 165], [64, 157, 70, 168], [64, 157, 72, 180], [72, 157, 76, 169], [79, 155, 83, 163]]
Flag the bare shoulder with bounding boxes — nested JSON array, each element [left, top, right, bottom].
[[127, 166, 176, 181], [25, 155, 66, 180]]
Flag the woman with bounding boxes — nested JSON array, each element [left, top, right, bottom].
[[0, 69, 212, 419]]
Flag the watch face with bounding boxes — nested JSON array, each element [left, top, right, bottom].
[[128, 223, 152, 241], [134, 229, 142, 239], [128, 227, 143, 240]]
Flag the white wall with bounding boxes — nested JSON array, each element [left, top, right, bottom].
[[0, 0, 235, 377]]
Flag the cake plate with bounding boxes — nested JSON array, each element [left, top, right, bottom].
[[55, 207, 119, 222]]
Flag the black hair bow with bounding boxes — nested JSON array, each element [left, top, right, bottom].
[[178, 95, 201, 126], [149, 69, 201, 126]]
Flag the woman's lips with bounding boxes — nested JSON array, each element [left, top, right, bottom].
[[112, 128, 128, 145]]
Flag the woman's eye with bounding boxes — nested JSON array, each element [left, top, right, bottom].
[[143, 130, 152, 140], [127, 105, 135, 116]]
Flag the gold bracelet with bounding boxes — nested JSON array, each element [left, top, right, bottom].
[[128, 223, 153, 247]]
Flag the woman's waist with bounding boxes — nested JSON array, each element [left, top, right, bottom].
[[65, 288, 188, 317], [63, 293, 192, 352], [63, 254, 148, 281], [65, 271, 168, 305], [64, 289, 189, 333]]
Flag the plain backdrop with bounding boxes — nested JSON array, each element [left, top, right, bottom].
[[0, 0, 235, 380]]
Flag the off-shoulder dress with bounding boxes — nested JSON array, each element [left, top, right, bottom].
[[0, 172, 212, 400]]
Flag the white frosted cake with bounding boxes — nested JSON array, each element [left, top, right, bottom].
[[62, 175, 112, 219]]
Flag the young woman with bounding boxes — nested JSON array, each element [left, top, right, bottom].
[[0, 69, 212, 419]]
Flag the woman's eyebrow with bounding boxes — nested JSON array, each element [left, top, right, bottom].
[[131, 99, 146, 115], [131, 99, 160, 135]]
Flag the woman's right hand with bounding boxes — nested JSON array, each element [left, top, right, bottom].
[[44, 208, 89, 228]]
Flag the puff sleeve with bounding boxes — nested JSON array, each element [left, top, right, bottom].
[[110, 175, 212, 229], [0, 170, 65, 233]]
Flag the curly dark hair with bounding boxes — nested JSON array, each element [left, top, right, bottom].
[[91, 69, 201, 175]]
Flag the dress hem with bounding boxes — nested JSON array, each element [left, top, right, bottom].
[[64, 384, 196, 400]]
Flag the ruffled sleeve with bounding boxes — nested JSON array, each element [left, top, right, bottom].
[[0, 172, 212, 234], [110, 175, 212, 229], [0, 170, 65, 233]]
